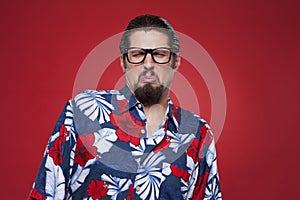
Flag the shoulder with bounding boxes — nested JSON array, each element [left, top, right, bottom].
[[73, 89, 120, 101], [69, 89, 121, 132], [70, 89, 122, 109], [175, 106, 211, 137]]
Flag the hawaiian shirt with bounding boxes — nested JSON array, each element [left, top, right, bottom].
[[28, 86, 222, 200]]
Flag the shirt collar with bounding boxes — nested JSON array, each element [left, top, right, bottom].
[[119, 85, 140, 110], [119, 85, 179, 134], [166, 98, 180, 134]]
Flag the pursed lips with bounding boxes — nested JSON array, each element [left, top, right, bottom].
[[138, 70, 159, 84], [139, 75, 157, 83]]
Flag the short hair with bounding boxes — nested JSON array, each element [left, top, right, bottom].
[[119, 14, 180, 54]]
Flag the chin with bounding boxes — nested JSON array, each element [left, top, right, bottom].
[[140, 82, 160, 88], [134, 83, 165, 106]]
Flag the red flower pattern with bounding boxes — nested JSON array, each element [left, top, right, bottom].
[[171, 106, 179, 123], [170, 164, 190, 182], [116, 99, 128, 113], [126, 184, 134, 200], [199, 125, 213, 154], [48, 124, 69, 165], [187, 125, 213, 163], [28, 187, 45, 200], [87, 180, 109, 199], [153, 136, 171, 152], [163, 118, 169, 132], [199, 125, 208, 139], [200, 125, 212, 145], [74, 133, 97, 166], [187, 138, 201, 163], [110, 100, 145, 146], [192, 171, 209, 200], [29, 91, 221, 199]]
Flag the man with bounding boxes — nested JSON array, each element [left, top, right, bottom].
[[29, 14, 222, 200]]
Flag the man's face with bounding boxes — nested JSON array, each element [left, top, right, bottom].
[[121, 30, 180, 106]]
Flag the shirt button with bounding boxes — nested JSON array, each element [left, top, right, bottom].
[[137, 103, 142, 109], [136, 186, 141, 191], [141, 129, 145, 134]]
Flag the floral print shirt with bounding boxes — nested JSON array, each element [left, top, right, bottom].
[[28, 86, 222, 200]]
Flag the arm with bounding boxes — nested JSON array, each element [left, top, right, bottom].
[[188, 125, 222, 200], [28, 101, 76, 200]]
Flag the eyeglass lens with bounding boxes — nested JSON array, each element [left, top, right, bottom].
[[126, 48, 172, 64]]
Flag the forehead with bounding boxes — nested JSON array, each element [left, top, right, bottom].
[[128, 30, 170, 48]]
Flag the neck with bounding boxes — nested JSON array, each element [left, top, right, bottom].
[[143, 94, 169, 137]]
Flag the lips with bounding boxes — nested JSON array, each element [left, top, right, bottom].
[[140, 75, 157, 83]]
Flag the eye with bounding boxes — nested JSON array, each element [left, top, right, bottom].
[[129, 50, 145, 57], [153, 49, 169, 58]]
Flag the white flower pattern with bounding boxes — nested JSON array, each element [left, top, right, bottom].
[[29, 87, 221, 200]]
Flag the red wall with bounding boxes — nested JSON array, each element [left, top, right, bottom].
[[1, 0, 299, 199]]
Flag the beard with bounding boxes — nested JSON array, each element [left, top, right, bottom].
[[134, 83, 165, 107]]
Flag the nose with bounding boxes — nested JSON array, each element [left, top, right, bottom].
[[143, 53, 155, 69]]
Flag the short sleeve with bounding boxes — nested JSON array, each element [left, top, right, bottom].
[[28, 101, 77, 200]]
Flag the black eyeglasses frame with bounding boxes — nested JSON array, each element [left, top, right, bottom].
[[123, 47, 175, 64]]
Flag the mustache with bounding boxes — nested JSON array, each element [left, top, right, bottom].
[[138, 68, 159, 81]]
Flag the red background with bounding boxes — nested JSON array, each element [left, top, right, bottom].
[[1, 0, 299, 199]]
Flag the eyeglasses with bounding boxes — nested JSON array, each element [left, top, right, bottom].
[[124, 47, 174, 64]]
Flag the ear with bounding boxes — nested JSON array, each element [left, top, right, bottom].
[[120, 55, 126, 72], [173, 54, 181, 71]]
